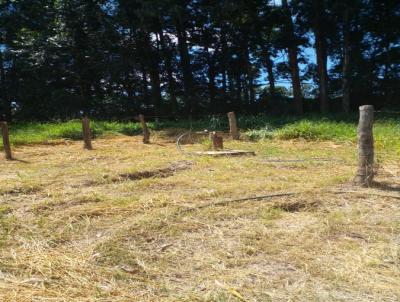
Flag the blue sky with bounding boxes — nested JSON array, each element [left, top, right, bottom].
[[259, 46, 319, 93]]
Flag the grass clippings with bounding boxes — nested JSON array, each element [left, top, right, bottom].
[[0, 135, 399, 301]]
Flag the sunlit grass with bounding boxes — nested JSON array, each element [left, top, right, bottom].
[[1, 120, 145, 146], [1, 114, 400, 156], [0, 135, 399, 301]]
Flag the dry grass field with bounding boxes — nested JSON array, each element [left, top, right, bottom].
[[0, 133, 399, 301]]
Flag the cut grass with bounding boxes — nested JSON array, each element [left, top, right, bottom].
[[0, 134, 399, 301]]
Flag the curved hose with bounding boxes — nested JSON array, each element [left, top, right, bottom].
[[176, 131, 193, 155]]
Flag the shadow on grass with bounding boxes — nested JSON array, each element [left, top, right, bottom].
[[371, 181, 400, 193], [8, 158, 30, 164]]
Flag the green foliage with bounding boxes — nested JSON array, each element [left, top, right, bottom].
[[200, 137, 212, 150], [1, 114, 399, 157], [1, 120, 144, 147], [275, 120, 356, 141], [153, 115, 229, 132], [0, 0, 399, 119], [246, 126, 275, 141], [374, 119, 400, 155], [260, 208, 283, 221], [242, 115, 400, 154]]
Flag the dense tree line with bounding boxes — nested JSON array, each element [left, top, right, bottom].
[[0, 0, 399, 120]]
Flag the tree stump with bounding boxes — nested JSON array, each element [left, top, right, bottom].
[[355, 105, 374, 186], [139, 114, 150, 144], [1, 121, 12, 160], [82, 117, 93, 150], [210, 132, 223, 150], [227, 112, 240, 140]]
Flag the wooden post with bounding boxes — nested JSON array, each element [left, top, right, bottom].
[[210, 132, 223, 150], [355, 105, 374, 187], [227, 112, 239, 140], [139, 114, 150, 144], [82, 117, 93, 150], [1, 121, 12, 160]]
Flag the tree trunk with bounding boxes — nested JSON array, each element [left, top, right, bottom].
[[342, 4, 351, 113], [74, 26, 92, 114], [159, 30, 178, 114], [246, 54, 255, 106], [0, 52, 11, 121], [176, 20, 196, 114], [1, 121, 12, 160], [204, 43, 217, 111], [148, 67, 162, 116], [79, 79, 91, 115], [228, 70, 235, 105], [313, 1, 329, 113], [288, 48, 303, 115], [141, 65, 149, 106], [315, 35, 329, 113], [282, 0, 303, 115], [265, 52, 276, 97], [235, 72, 242, 108], [243, 38, 254, 107], [144, 33, 162, 115], [208, 58, 217, 111], [221, 30, 229, 103]]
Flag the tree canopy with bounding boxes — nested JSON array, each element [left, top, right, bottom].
[[0, 0, 399, 120]]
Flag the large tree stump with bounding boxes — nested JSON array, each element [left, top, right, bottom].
[[227, 112, 240, 140], [1, 121, 12, 160], [139, 114, 150, 144], [210, 132, 223, 150], [82, 117, 93, 150], [355, 105, 374, 186]]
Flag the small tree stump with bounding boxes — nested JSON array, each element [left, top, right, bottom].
[[227, 112, 240, 140], [139, 114, 150, 144], [355, 105, 374, 186], [82, 117, 93, 150], [1, 121, 12, 160], [210, 132, 223, 150]]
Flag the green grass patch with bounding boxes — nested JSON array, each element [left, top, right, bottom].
[[260, 208, 284, 221], [242, 115, 400, 154], [0, 120, 145, 147], [2, 114, 400, 155], [275, 120, 356, 141]]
